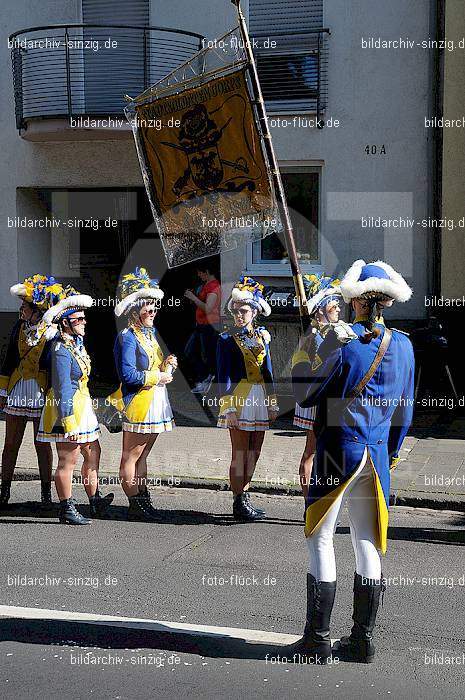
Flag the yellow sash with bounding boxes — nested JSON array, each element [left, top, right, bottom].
[[232, 331, 266, 384], [219, 331, 266, 414]]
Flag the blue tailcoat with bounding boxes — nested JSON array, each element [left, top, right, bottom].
[[292, 319, 414, 553]]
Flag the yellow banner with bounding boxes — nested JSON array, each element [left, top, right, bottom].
[[134, 69, 277, 266]]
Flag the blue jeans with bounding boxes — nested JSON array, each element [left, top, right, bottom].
[[184, 323, 220, 383]]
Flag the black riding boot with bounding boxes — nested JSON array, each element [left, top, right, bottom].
[[40, 482, 53, 508], [59, 498, 91, 525], [284, 574, 336, 664], [334, 572, 384, 663], [0, 480, 12, 507], [232, 493, 265, 521], [244, 492, 266, 517], [89, 489, 114, 517], [127, 492, 160, 522]]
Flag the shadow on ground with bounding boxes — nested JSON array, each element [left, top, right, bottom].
[[0, 618, 294, 661], [0, 617, 361, 664], [0, 502, 302, 527], [337, 524, 465, 545]]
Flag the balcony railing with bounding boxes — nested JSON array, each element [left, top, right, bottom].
[[9, 24, 205, 130], [252, 28, 330, 119], [10, 24, 329, 132]]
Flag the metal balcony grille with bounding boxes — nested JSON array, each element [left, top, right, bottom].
[[9, 24, 329, 131], [9, 24, 205, 130]]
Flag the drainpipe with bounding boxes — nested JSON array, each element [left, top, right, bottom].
[[429, 0, 445, 306]]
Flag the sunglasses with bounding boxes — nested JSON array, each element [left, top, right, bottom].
[[68, 316, 86, 324], [231, 308, 252, 316]]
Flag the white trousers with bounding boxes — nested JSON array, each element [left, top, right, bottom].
[[306, 449, 382, 582]]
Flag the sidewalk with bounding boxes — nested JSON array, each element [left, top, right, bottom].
[[2, 390, 464, 511]]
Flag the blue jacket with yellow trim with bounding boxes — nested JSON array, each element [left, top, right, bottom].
[[216, 327, 277, 414], [113, 327, 162, 408], [43, 337, 90, 434], [0, 320, 50, 394], [292, 320, 414, 551]]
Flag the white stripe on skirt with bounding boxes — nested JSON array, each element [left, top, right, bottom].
[[293, 402, 317, 430], [3, 378, 44, 419], [123, 385, 174, 434], [217, 384, 271, 432], [36, 395, 100, 443]]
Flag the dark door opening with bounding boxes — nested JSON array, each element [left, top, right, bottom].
[[28, 187, 220, 392]]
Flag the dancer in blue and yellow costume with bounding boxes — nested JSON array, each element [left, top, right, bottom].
[[0, 275, 63, 508], [37, 286, 114, 525], [112, 268, 177, 521], [288, 260, 414, 664], [217, 276, 279, 521], [293, 274, 343, 499]]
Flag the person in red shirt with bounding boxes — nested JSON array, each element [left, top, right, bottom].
[[184, 262, 221, 394]]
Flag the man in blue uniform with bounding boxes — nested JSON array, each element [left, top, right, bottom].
[[289, 260, 414, 664]]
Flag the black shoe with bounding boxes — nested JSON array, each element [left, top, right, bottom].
[[127, 493, 160, 522], [40, 482, 53, 508], [138, 487, 161, 519], [244, 492, 266, 517], [0, 480, 11, 507], [333, 572, 385, 663], [89, 490, 114, 517], [232, 493, 265, 522], [59, 498, 91, 525], [284, 574, 336, 664]]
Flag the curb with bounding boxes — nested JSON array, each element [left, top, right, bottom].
[[389, 490, 465, 512], [11, 469, 465, 513]]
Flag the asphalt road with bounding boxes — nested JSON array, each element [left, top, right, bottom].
[[0, 482, 464, 699]]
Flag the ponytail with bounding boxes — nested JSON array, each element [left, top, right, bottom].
[[362, 299, 383, 341]]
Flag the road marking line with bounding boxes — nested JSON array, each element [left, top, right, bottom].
[[0, 605, 304, 645]]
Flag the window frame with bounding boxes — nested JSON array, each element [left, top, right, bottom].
[[246, 163, 324, 277], [249, 0, 325, 114]]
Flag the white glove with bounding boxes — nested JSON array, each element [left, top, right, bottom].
[[331, 320, 358, 344]]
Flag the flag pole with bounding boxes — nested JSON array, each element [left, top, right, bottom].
[[230, 0, 310, 320]]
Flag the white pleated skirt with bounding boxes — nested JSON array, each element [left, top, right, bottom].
[[3, 378, 44, 419], [293, 402, 317, 430], [123, 385, 174, 434], [36, 395, 100, 444], [217, 383, 271, 432]]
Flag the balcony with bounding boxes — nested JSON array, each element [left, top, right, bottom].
[[252, 28, 330, 119], [9, 24, 204, 140]]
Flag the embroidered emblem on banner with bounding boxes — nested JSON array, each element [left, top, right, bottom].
[[129, 61, 281, 267]]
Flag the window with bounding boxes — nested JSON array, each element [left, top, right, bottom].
[[249, 0, 325, 112], [247, 167, 321, 275], [256, 54, 318, 103], [82, 0, 149, 113], [249, 0, 323, 37]]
